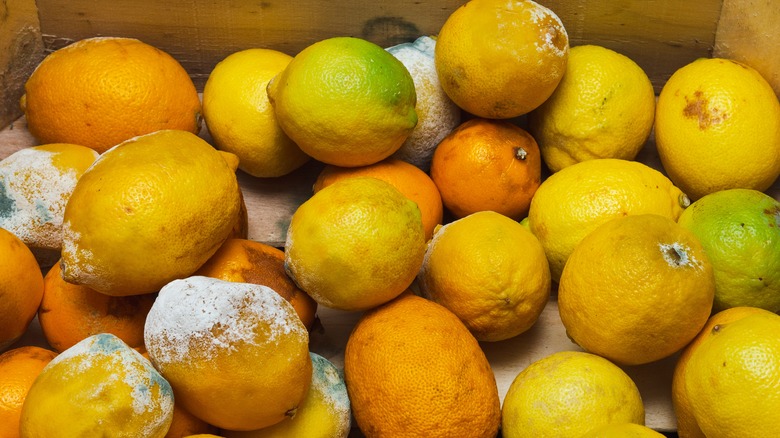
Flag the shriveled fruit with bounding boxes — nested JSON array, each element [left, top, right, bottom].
[[0, 228, 44, 350], [60, 129, 242, 296], [21, 37, 201, 153], [655, 58, 780, 200], [417, 211, 550, 341], [435, 0, 569, 118], [267, 36, 417, 167], [502, 350, 645, 438], [19, 333, 174, 437], [144, 276, 312, 431], [344, 293, 500, 437], [558, 214, 715, 365], [285, 177, 425, 311]]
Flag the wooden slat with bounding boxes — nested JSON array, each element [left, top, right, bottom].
[[713, 0, 780, 97], [0, 0, 45, 128]]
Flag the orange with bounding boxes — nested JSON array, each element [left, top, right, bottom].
[[0, 346, 57, 438], [654, 58, 780, 200], [0, 228, 44, 350], [194, 238, 318, 330], [435, 0, 569, 118], [165, 405, 220, 438], [344, 293, 501, 437], [313, 158, 443, 241], [21, 37, 201, 153], [672, 306, 770, 438], [430, 118, 542, 220], [144, 276, 312, 431], [38, 260, 156, 353], [558, 214, 715, 365]]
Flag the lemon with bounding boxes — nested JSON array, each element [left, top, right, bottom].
[[677, 188, 780, 313], [224, 352, 351, 438], [501, 350, 645, 438], [60, 129, 242, 296], [529, 44, 656, 172], [0, 143, 99, 251], [267, 37, 417, 167], [581, 423, 665, 437], [386, 36, 461, 171], [655, 58, 780, 200], [202, 48, 310, 178], [684, 311, 780, 437], [527, 158, 689, 282], [417, 210, 551, 342], [284, 177, 426, 311], [558, 214, 715, 365], [19, 333, 174, 437]]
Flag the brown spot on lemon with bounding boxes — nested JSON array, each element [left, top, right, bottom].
[[683, 90, 728, 130]]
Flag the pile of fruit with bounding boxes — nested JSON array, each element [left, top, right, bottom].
[[1, 0, 779, 437]]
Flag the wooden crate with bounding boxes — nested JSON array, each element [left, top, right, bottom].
[[2, 0, 780, 435]]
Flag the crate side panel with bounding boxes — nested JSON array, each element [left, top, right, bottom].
[[714, 0, 780, 97], [0, 0, 45, 128]]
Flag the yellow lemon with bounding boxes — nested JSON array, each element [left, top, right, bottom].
[[60, 130, 242, 296], [677, 188, 780, 313], [655, 58, 780, 200], [559, 214, 715, 365], [581, 423, 665, 438], [144, 276, 312, 432], [284, 177, 426, 311], [671, 306, 770, 438], [385, 35, 461, 171], [267, 37, 417, 167], [684, 311, 780, 437], [0, 143, 99, 251], [19, 333, 174, 437], [202, 48, 310, 177], [417, 210, 551, 342], [223, 352, 351, 438], [527, 158, 689, 282], [501, 351, 645, 438], [529, 44, 656, 172], [434, 0, 569, 118]]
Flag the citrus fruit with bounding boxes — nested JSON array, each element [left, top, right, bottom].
[[429, 118, 542, 220], [655, 58, 780, 200], [385, 35, 461, 171], [202, 48, 310, 177], [501, 350, 645, 438], [60, 129, 242, 296], [284, 177, 426, 311], [671, 306, 770, 438], [528, 44, 656, 172], [267, 36, 417, 167], [38, 260, 156, 352], [0, 346, 57, 438], [558, 214, 715, 365], [312, 158, 443, 241], [683, 311, 780, 437], [527, 158, 690, 281], [417, 210, 550, 341], [194, 238, 318, 330], [19, 333, 174, 437], [581, 423, 665, 438], [21, 37, 201, 153], [434, 0, 569, 118], [677, 188, 780, 312], [344, 293, 501, 437], [0, 227, 44, 350], [143, 276, 312, 431], [165, 404, 220, 438], [224, 352, 351, 438], [0, 143, 99, 251]]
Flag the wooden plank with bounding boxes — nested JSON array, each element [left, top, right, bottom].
[[0, 0, 45, 128], [31, 0, 722, 90], [713, 0, 780, 97]]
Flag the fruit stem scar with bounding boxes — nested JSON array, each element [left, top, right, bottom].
[[658, 242, 691, 268], [679, 193, 691, 208], [515, 147, 527, 160]]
